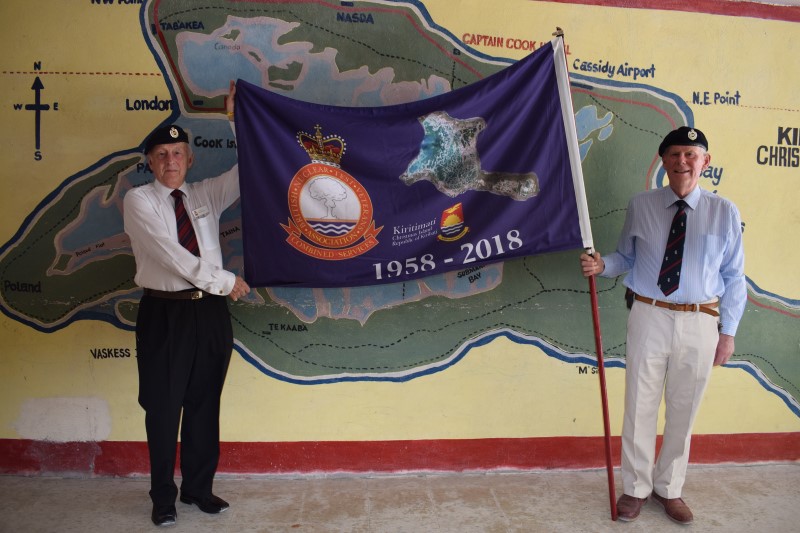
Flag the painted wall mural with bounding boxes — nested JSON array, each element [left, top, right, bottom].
[[0, 0, 797, 471]]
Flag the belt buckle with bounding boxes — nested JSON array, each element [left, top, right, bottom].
[[190, 290, 203, 300], [668, 303, 679, 311]]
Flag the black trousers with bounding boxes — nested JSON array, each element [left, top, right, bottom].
[[135, 293, 232, 506]]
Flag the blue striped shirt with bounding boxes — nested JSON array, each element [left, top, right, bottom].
[[601, 185, 746, 336]]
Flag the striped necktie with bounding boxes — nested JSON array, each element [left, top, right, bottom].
[[657, 199, 687, 296], [171, 189, 200, 256]]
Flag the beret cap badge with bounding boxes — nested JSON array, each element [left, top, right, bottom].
[[144, 124, 189, 153], [657, 126, 708, 156]]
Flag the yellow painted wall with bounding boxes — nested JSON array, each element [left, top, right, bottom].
[[0, 1, 798, 450]]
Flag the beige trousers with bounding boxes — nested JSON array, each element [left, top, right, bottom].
[[621, 300, 719, 499]]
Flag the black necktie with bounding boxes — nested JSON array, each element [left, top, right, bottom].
[[657, 200, 687, 296], [171, 189, 200, 256]]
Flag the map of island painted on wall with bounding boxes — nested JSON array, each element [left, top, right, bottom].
[[0, 0, 797, 418]]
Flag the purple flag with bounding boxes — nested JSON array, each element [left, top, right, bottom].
[[235, 39, 589, 287]]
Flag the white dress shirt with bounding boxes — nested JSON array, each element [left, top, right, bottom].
[[123, 165, 240, 295]]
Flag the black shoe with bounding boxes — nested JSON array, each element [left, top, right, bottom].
[[151, 504, 177, 526], [179, 493, 230, 514]]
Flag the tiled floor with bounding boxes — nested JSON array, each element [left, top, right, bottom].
[[1, 464, 798, 532]]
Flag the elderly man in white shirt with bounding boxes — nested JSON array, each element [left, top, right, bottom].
[[123, 81, 250, 527]]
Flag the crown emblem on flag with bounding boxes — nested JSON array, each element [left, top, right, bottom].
[[297, 124, 346, 167]]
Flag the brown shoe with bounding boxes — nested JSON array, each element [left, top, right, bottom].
[[652, 492, 694, 525], [616, 494, 648, 522]]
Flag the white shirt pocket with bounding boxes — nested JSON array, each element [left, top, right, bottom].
[[192, 207, 222, 263]]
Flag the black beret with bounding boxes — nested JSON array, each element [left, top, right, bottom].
[[144, 124, 189, 154], [658, 126, 708, 156]]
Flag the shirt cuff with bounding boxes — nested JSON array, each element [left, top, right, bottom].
[[599, 253, 624, 278], [200, 270, 236, 296]]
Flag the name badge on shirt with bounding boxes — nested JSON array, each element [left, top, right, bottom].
[[192, 206, 210, 219]]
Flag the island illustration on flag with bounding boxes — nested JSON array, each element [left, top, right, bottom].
[[400, 110, 540, 200]]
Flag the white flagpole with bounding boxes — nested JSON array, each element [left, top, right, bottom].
[[551, 28, 618, 521], [552, 32, 593, 251]]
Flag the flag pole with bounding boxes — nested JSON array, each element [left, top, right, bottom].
[[586, 247, 618, 521], [552, 27, 618, 521]]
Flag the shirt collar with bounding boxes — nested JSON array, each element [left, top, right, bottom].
[[153, 179, 188, 200], [662, 185, 701, 210]]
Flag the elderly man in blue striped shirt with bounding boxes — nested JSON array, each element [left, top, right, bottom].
[[581, 126, 746, 525]]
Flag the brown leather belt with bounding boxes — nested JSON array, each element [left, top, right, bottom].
[[633, 294, 719, 318], [143, 288, 208, 300]]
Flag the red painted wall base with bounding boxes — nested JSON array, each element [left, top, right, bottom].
[[1, 434, 797, 476]]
